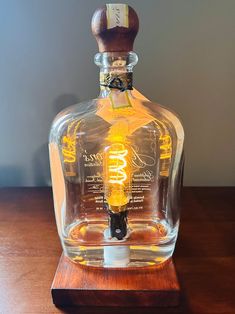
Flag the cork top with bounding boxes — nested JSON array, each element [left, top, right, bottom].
[[91, 4, 139, 52]]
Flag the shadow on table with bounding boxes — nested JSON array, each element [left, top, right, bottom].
[[56, 301, 192, 314]]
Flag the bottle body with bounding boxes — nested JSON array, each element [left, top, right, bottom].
[[49, 84, 184, 267]]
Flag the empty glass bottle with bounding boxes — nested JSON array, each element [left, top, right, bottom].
[[49, 4, 184, 267]]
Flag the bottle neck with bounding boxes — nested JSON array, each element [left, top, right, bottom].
[[94, 52, 138, 98]]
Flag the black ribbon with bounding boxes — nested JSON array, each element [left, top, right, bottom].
[[100, 74, 133, 92]]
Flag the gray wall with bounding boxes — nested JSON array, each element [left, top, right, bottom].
[[1, 0, 235, 186]]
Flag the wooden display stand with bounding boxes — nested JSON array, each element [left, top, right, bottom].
[[51, 254, 180, 307]]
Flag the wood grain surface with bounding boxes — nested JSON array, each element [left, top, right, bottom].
[[0, 187, 235, 313], [51, 255, 180, 307]]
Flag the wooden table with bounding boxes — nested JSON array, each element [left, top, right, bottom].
[[0, 187, 234, 313]]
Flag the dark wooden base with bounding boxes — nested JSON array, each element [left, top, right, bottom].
[[51, 254, 180, 307]]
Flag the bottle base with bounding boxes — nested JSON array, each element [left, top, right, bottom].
[[61, 219, 178, 268], [63, 243, 175, 268]]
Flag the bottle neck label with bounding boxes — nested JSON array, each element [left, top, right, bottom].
[[100, 72, 133, 92]]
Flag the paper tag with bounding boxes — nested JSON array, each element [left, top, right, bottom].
[[106, 4, 129, 29]]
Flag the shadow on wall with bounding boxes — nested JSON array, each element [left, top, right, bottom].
[[53, 94, 80, 115], [32, 94, 80, 187], [0, 166, 24, 187], [32, 143, 51, 186]]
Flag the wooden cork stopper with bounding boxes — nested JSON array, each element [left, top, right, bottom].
[[91, 4, 139, 52]]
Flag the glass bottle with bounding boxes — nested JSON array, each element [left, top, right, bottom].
[[49, 4, 184, 267]]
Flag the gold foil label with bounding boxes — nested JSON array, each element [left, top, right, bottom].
[[100, 72, 133, 91], [106, 4, 129, 29], [100, 72, 133, 109]]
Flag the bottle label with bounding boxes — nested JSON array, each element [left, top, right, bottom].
[[106, 4, 129, 29], [100, 72, 133, 92]]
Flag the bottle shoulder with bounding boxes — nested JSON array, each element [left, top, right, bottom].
[[51, 99, 97, 125], [49, 95, 184, 144], [138, 99, 184, 141], [49, 99, 109, 143], [130, 89, 184, 140]]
